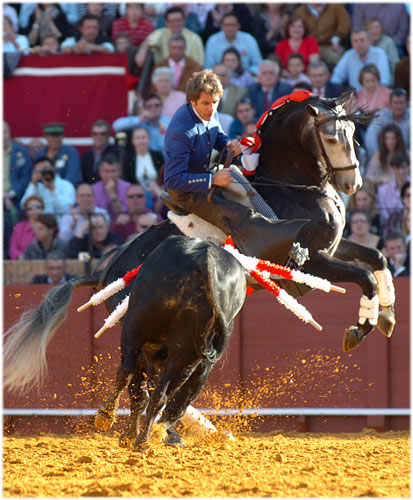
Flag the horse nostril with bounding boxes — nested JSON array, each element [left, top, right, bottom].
[[345, 183, 355, 194]]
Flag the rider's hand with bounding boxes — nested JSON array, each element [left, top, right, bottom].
[[226, 139, 242, 157], [211, 169, 233, 187]]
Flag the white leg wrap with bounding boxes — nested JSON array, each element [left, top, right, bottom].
[[359, 295, 379, 326], [180, 405, 217, 435], [374, 269, 396, 307]]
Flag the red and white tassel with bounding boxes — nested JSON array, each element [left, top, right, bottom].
[[77, 265, 142, 312], [94, 294, 130, 339], [223, 237, 323, 330]]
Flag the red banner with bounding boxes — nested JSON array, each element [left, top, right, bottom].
[[3, 53, 129, 138]]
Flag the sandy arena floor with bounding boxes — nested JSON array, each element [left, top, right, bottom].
[[3, 428, 410, 497]]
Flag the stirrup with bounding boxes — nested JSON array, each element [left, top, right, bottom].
[[160, 192, 188, 215]]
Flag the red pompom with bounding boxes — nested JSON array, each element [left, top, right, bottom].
[[123, 264, 142, 286]]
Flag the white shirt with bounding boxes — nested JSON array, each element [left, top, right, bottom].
[[135, 152, 158, 189]]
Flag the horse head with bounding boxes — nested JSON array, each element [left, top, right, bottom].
[[306, 91, 364, 195]]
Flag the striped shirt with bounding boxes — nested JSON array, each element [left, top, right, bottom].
[[111, 16, 154, 47]]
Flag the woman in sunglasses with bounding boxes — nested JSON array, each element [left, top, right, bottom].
[[9, 195, 44, 260]]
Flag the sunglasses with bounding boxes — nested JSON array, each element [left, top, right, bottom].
[[128, 194, 145, 199], [27, 204, 43, 210]]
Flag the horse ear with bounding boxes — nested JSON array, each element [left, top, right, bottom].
[[338, 90, 357, 115], [307, 104, 319, 117]]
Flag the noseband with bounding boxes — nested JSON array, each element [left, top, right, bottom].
[[313, 113, 358, 178]]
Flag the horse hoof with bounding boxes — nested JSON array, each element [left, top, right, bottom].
[[133, 441, 151, 454], [119, 434, 134, 448], [94, 411, 115, 431], [377, 311, 396, 338], [343, 327, 361, 352]]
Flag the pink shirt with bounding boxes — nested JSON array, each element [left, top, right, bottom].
[[9, 219, 36, 260], [356, 86, 392, 113], [162, 90, 187, 119]]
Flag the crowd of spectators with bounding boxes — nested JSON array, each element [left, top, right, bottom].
[[3, 3, 411, 279]]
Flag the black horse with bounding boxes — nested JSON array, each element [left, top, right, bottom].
[[4, 91, 395, 444]]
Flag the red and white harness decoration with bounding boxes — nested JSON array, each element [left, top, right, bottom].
[[78, 235, 346, 338]]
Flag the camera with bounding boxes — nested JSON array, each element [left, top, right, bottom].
[[42, 168, 55, 182]]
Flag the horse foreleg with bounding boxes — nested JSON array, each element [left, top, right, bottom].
[[335, 239, 396, 339], [302, 249, 380, 351]]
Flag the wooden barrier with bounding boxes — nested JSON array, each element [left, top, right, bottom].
[[3, 278, 409, 434]]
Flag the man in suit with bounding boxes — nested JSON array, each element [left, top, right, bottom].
[[152, 33, 202, 92], [32, 252, 77, 285], [214, 63, 247, 117], [163, 69, 306, 261], [81, 119, 118, 184], [247, 60, 292, 119], [307, 61, 344, 98]]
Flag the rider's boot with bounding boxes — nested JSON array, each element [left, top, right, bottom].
[[167, 189, 309, 264]]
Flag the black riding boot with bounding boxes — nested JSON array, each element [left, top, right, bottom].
[[167, 189, 308, 264]]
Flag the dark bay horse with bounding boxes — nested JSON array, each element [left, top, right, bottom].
[[3, 90, 396, 446]]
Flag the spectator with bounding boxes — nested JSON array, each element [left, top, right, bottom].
[[294, 3, 351, 68], [377, 152, 410, 222], [80, 3, 117, 38], [31, 34, 60, 56], [136, 7, 205, 67], [92, 155, 131, 218], [383, 231, 409, 277], [59, 183, 110, 243], [202, 3, 254, 43], [111, 184, 152, 242], [114, 32, 132, 53], [3, 121, 32, 212], [365, 124, 408, 188], [122, 126, 164, 192], [34, 122, 82, 186], [26, 138, 45, 160], [352, 3, 409, 57], [347, 209, 383, 250], [330, 28, 391, 91], [214, 64, 247, 118], [64, 213, 121, 259], [151, 66, 186, 119], [113, 93, 170, 154], [23, 213, 66, 260], [307, 61, 343, 98], [282, 53, 312, 87], [292, 81, 313, 93], [3, 4, 19, 32], [136, 211, 159, 234], [394, 35, 410, 97], [111, 3, 153, 47], [385, 181, 411, 237], [258, 3, 294, 57], [247, 60, 292, 119], [229, 99, 256, 140], [153, 34, 202, 93], [275, 15, 320, 74], [242, 121, 258, 138], [205, 13, 263, 75], [3, 15, 30, 54], [364, 88, 410, 161], [81, 119, 118, 184], [365, 17, 399, 85], [152, 34, 203, 93], [20, 156, 76, 224], [221, 47, 254, 89], [356, 64, 391, 114], [61, 14, 114, 54], [25, 4, 72, 46], [155, 4, 203, 34], [9, 195, 45, 260], [32, 252, 77, 284]]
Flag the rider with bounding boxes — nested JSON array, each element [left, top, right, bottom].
[[164, 69, 307, 262]]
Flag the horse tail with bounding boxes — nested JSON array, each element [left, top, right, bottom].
[[3, 275, 100, 394]]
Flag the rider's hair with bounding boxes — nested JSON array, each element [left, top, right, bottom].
[[186, 69, 223, 102]]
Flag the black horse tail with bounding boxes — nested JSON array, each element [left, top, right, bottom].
[[3, 275, 100, 394]]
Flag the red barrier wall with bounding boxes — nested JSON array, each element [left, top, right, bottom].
[[3, 278, 409, 434]]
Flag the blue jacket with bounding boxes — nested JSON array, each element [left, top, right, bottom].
[[164, 104, 228, 194], [9, 142, 32, 200], [35, 144, 82, 186]]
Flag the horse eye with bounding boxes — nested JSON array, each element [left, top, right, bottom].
[[324, 135, 338, 144]]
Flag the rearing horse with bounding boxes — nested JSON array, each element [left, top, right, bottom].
[[252, 90, 395, 349]]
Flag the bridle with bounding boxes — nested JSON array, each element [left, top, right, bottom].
[[313, 111, 359, 180]]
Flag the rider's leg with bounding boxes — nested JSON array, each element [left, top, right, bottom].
[[167, 189, 308, 263]]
